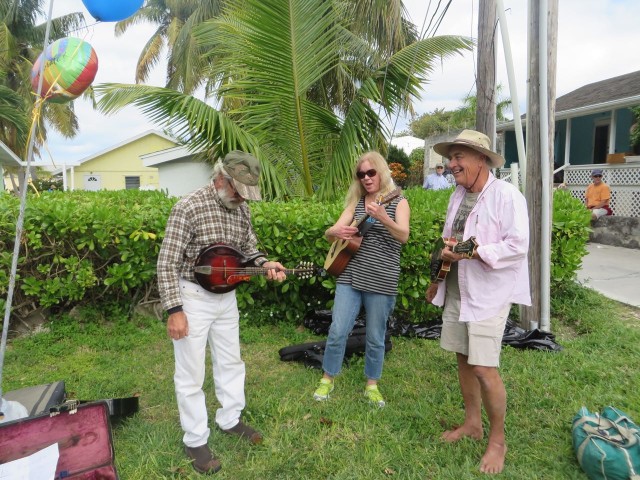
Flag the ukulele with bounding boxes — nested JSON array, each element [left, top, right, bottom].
[[429, 236, 478, 282], [323, 188, 401, 276], [193, 244, 322, 293]]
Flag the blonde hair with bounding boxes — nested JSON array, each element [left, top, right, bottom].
[[344, 151, 397, 208]]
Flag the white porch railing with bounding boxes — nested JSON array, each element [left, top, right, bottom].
[[498, 162, 640, 217]]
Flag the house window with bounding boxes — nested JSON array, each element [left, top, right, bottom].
[[125, 176, 141, 190]]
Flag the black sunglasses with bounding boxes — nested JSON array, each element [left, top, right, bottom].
[[356, 169, 377, 179], [592, 175, 602, 178]]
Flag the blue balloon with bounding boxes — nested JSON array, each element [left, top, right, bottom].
[[82, 0, 144, 22]]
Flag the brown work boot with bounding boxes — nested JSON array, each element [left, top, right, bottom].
[[184, 444, 222, 474], [221, 420, 263, 445]]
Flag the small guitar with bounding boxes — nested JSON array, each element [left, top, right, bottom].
[[194, 244, 322, 294], [429, 236, 478, 282], [323, 188, 402, 276]]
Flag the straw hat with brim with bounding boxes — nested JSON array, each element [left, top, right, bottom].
[[433, 129, 505, 169], [221, 151, 262, 201]]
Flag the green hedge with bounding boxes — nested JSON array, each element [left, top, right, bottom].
[[0, 187, 590, 325]]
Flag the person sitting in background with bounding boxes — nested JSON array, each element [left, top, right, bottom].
[[585, 169, 613, 220], [423, 163, 452, 190]]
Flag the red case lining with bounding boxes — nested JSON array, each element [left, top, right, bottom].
[[0, 401, 117, 479]]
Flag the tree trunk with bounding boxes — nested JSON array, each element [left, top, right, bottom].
[[476, 0, 497, 142]]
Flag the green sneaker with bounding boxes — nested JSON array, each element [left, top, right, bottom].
[[364, 384, 385, 407], [313, 378, 334, 401]]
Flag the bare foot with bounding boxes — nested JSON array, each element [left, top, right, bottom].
[[479, 441, 507, 474], [440, 424, 483, 443]]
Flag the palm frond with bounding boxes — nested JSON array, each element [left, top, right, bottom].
[[195, 0, 342, 196], [135, 29, 166, 84], [375, 35, 474, 116], [94, 82, 288, 198]]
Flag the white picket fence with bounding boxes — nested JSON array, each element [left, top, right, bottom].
[[497, 162, 640, 217]]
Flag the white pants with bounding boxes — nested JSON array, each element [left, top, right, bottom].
[[173, 279, 245, 447], [591, 207, 609, 219]]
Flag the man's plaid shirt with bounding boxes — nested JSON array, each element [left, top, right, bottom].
[[157, 183, 264, 311]]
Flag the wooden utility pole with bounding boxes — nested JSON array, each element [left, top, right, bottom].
[[521, 0, 558, 330], [475, 0, 497, 139]]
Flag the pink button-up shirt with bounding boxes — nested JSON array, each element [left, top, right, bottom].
[[432, 175, 532, 322]]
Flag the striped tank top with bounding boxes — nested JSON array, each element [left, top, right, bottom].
[[337, 195, 404, 295]]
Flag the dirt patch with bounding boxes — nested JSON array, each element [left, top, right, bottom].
[[618, 304, 640, 329]]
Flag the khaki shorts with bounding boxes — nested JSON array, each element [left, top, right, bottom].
[[440, 273, 510, 367]]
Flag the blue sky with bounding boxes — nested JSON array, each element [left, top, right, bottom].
[[41, 0, 640, 165]]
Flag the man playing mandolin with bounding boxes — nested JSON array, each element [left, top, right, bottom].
[[157, 151, 286, 475], [425, 130, 531, 475], [313, 151, 410, 407]]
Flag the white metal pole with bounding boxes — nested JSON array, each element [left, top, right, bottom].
[[608, 109, 617, 154], [496, 0, 527, 192], [564, 118, 571, 166], [0, 0, 56, 403], [538, 0, 551, 332], [510, 162, 519, 188]]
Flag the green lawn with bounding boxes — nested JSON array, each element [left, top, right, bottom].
[[2, 284, 639, 479]]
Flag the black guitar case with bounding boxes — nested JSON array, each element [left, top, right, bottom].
[[278, 327, 392, 369]]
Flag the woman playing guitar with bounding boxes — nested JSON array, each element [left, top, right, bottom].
[[312, 151, 410, 408]]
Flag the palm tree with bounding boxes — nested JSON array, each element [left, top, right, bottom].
[[117, 0, 420, 108], [410, 86, 512, 138], [114, 0, 224, 95], [0, 0, 85, 158], [96, 0, 471, 200], [450, 85, 512, 128]]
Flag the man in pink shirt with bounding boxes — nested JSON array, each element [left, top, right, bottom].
[[425, 130, 531, 475]]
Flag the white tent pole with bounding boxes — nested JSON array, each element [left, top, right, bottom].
[[538, 0, 551, 331], [496, 0, 527, 192], [0, 0, 56, 404], [510, 162, 519, 188]]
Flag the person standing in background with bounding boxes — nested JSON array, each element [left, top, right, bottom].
[[423, 163, 452, 190]]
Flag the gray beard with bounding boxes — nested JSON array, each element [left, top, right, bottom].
[[217, 187, 242, 210]]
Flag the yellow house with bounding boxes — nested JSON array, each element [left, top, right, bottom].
[[61, 130, 178, 191]]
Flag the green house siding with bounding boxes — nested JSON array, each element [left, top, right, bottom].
[[502, 107, 637, 168]]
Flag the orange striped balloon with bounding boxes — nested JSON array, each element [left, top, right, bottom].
[[31, 38, 99, 104]]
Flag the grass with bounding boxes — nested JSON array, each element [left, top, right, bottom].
[[2, 283, 640, 479]]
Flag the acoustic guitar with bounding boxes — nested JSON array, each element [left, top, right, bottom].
[[194, 244, 322, 294], [323, 188, 401, 276], [429, 236, 478, 282]]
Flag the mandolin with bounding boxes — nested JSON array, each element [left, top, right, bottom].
[[429, 236, 478, 282], [323, 188, 401, 276], [194, 244, 322, 294]]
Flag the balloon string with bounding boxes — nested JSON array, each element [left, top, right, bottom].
[[25, 97, 45, 196]]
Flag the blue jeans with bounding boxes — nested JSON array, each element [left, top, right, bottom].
[[322, 283, 396, 380]]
